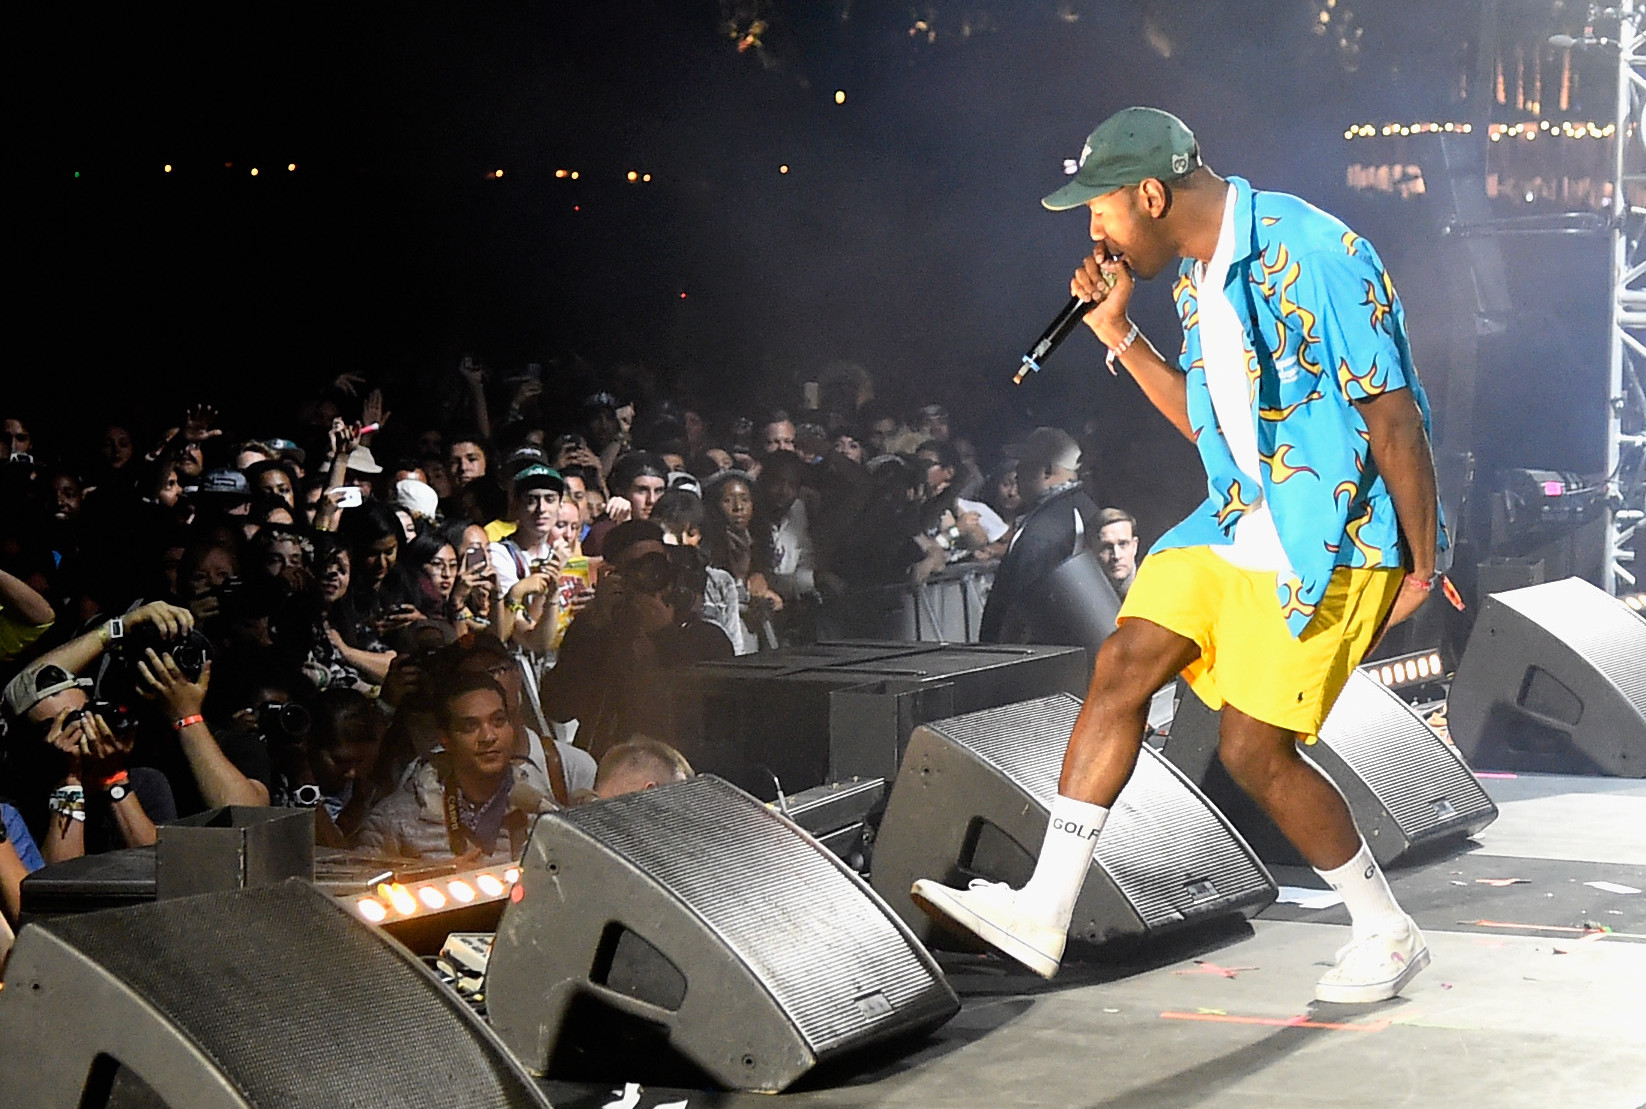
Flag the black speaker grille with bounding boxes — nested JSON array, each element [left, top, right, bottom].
[[45, 882, 540, 1109], [1494, 578, 1646, 716], [558, 776, 940, 1055], [1320, 673, 1496, 837], [929, 695, 1271, 926]]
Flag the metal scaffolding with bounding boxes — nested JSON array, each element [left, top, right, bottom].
[[1605, 0, 1646, 591]]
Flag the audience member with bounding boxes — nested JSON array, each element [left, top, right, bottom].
[[591, 737, 694, 800], [1094, 507, 1141, 600]]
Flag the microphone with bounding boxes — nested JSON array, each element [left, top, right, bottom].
[[1014, 296, 1098, 384]]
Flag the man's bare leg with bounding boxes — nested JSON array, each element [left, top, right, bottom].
[[1215, 705, 1359, 869], [1057, 618, 1201, 805], [1216, 703, 1428, 1001], [909, 619, 1197, 977]]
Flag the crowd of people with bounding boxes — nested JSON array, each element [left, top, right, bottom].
[[0, 360, 1142, 930]]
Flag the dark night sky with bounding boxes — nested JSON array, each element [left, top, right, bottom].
[[18, 0, 1612, 528]]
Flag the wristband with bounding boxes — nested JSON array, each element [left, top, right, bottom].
[[1104, 323, 1141, 375], [1405, 572, 1466, 612], [49, 785, 87, 822], [173, 714, 205, 731], [98, 769, 130, 791]]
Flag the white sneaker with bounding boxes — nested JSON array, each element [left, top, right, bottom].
[[1314, 918, 1430, 1004], [909, 879, 1066, 978]]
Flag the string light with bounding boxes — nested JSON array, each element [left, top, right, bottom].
[[287, 163, 296, 171], [834, 89, 846, 104], [641, 173, 651, 182], [163, 164, 172, 173], [627, 170, 638, 182], [779, 164, 789, 174], [555, 169, 568, 178], [1347, 119, 1618, 142], [250, 168, 259, 176]]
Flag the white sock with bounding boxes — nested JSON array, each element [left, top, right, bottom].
[[1315, 840, 1408, 939], [1019, 795, 1108, 928]]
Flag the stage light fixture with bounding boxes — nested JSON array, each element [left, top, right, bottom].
[[345, 863, 521, 927], [1362, 649, 1446, 691]]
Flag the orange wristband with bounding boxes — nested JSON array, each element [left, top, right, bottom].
[[173, 714, 205, 730]]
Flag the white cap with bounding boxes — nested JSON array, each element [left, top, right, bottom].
[[394, 479, 439, 520]]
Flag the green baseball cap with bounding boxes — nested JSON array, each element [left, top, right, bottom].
[[1041, 107, 1202, 211]]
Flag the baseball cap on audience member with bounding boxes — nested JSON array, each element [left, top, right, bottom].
[[665, 471, 702, 498], [394, 479, 440, 522], [3, 663, 91, 720], [265, 438, 306, 466], [1041, 107, 1202, 212], [345, 446, 383, 474], [512, 464, 565, 497], [504, 446, 549, 478], [198, 468, 251, 501]]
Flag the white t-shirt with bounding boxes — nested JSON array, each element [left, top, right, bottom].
[[490, 536, 550, 595], [1196, 185, 1293, 575]]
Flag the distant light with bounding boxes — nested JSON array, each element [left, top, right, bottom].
[[573, 204, 580, 211], [164, 164, 173, 173], [225, 162, 233, 168], [680, 292, 688, 299], [627, 170, 638, 182], [1319, 10, 1330, 21], [494, 168, 504, 178], [250, 168, 259, 176], [1525, 191, 1536, 202], [834, 89, 846, 104], [570, 170, 579, 179], [287, 163, 296, 171], [641, 173, 651, 182], [779, 164, 790, 174], [555, 169, 568, 178]]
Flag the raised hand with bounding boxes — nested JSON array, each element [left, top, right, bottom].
[[182, 404, 222, 443]]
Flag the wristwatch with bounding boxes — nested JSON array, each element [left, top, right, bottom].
[[106, 782, 131, 804]]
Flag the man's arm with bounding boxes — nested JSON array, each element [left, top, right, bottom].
[[27, 601, 193, 682], [0, 567, 54, 627], [1357, 387, 1440, 628], [137, 652, 270, 807], [1073, 249, 1193, 440]]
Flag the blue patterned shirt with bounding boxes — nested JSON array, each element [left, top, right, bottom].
[[1152, 175, 1445, 636]]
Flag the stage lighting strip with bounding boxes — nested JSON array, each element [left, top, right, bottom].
[[346, 863, 522, 924], [1360, 649, 1445, 690], [1621, 592, 1645, 613]]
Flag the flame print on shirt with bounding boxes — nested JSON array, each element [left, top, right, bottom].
[[1341, 230, 1364, 257], [1172, 271, 1199, 332], [1259, 388, 1324, 422], [1261, 443, 1318, 485], [1257, 242, 1291, 297], [1278, 575, 1317, 622], [1336, 355, 1390, 399], [1344, 502, 1383, 566], [1214, 476, 1258, 529], [1243, 346, 1263, 405], [1333, 479, 1360, 510], [1361, 272, 1395, 334], [1276, 262, 1324, 376]]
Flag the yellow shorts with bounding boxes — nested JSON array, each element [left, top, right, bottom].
[[1118, 545, 1402, 736]]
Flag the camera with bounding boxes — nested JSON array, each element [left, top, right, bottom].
[[256, 701, 311, 741], [66, 699, 138, 733], [109, 625, 212, 683]]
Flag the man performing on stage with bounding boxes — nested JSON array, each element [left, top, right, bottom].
[[913, 107, 1449, 1004]]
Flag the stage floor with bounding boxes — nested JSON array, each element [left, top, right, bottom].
[[539, 771, 1646, 1109]]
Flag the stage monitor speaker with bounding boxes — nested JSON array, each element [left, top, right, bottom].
[[1160, 670, 1498, 868], [669, 641, 1088, 799], [486, 774, 959, 1094], [1447, 575, 1646, 776], [0, 879, 549, 1109], [870, 695, 1276, 950]]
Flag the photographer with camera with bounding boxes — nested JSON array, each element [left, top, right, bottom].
[[134, 646, 272, 811], [541, 521, 732, 760]]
